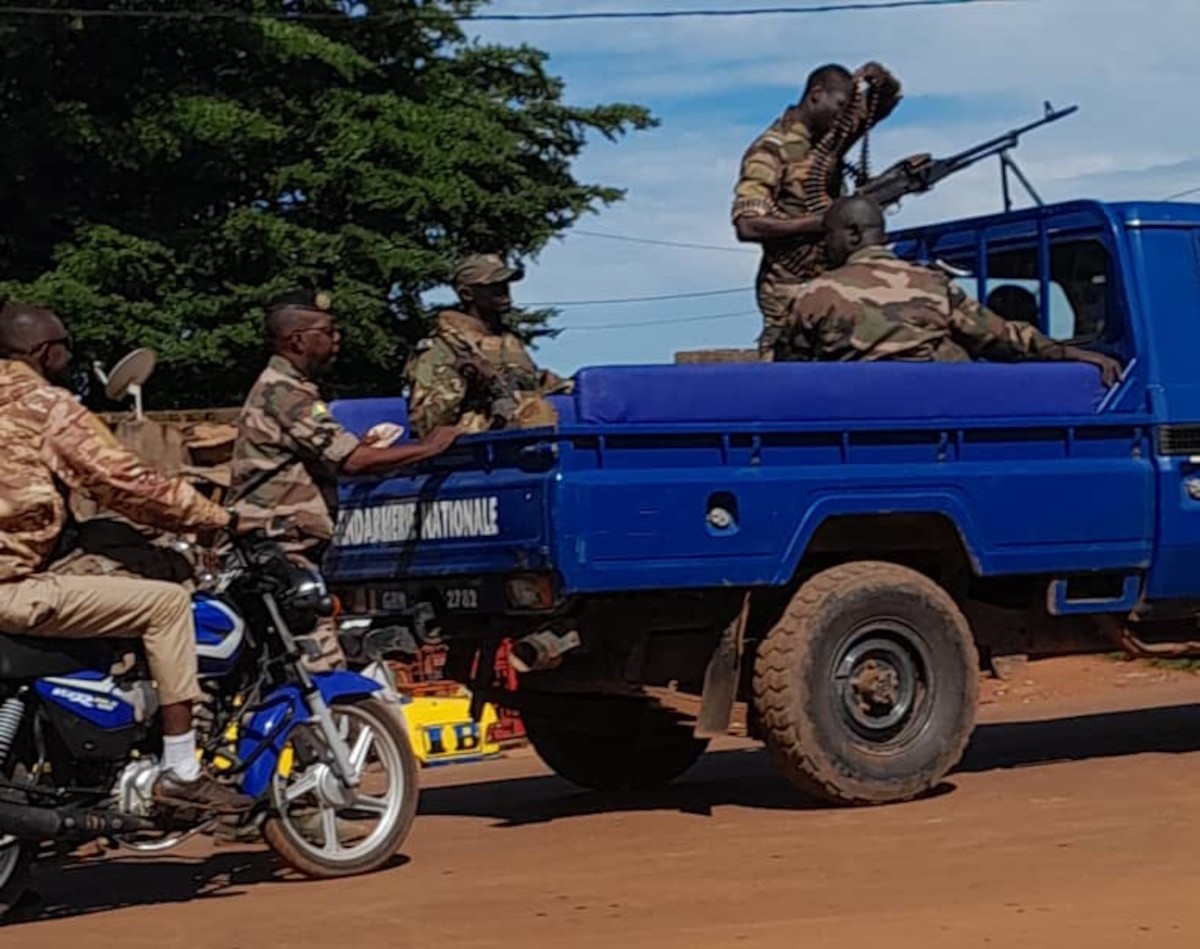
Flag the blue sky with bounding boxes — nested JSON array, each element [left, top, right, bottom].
[[444, 0, 1200, 373]]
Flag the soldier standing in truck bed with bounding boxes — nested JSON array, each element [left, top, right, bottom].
[[403, 254, 567, 438], [732, 62, 901, 358]]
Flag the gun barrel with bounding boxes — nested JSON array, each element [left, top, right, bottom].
[[940, 103, 1078, 174]]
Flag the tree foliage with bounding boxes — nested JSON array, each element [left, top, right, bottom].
[[0, 1, 654, 406]]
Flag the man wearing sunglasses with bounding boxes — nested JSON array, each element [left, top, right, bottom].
[[0, 302, 252, 812], [229, 289, 458, 667]]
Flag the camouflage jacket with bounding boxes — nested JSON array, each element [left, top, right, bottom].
[[776, 246, 1068, 364], [734, 68, 902, 333], [229, 355, 360, 557], [0, 360, 227, 582], [403, 310, 561, 438]]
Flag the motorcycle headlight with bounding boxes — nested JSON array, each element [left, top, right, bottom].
[[283, 564, 335, 634]]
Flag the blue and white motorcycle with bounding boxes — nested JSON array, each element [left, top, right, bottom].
[[0, 534, 417, 917]]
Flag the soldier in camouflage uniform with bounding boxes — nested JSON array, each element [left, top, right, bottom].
[[0, 303, 251, 811], [229, 290, 458, 667], [774, 196, 1123, 386], [404, 254, 567, 438], [733, 62, 901, 358]]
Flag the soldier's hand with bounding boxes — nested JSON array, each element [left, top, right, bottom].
[[420, 425, 460, 456], [457, 356, 497, 386], [1066, 348, 1123, 388], [855, 61, 891, 85]]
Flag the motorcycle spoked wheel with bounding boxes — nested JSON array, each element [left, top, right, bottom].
[[262, 698, 417, 879]]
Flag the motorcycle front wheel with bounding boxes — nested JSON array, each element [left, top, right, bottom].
[[262, 698, 417, 879]]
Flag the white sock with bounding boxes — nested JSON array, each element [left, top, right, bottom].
[[162, 730, 201, 782]]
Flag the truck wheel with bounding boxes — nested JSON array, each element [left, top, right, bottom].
[[753, 561, 978, 806], [523, 699, 708, 792]]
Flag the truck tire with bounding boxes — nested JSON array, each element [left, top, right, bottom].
[[523, 698, 708, 792], [753, 561, 978, 806]]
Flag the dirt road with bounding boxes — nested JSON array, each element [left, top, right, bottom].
[[8, 657, 1200, 948]]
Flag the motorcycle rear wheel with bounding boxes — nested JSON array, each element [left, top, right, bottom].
[[0, 761, 34, 920], [263, 698, 417, 879]]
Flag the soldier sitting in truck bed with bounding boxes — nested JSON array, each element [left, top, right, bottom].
[[773, 196, 1123, 387], [404, 254, 567, 438]]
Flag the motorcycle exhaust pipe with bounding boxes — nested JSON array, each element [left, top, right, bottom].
[[0, 801, 154, 840]]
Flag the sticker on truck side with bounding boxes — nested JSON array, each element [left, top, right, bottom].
[[335, 496, 501, 546]]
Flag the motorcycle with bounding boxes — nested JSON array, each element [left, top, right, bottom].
[[0, 533, 418, 918]]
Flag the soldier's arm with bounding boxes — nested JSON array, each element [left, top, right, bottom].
[[946, 284, 1067, 361], [946, 286, 1122, 385], [732, 135, 824, 245], [44, 395, 228, 533], [263, 377, 458, 477], [405, 340, 469, 439]]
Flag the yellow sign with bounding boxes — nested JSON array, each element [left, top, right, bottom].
[[399, 694, 501, 765]]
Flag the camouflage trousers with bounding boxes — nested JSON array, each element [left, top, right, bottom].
[[756, 278, 808, 360], [287, 551, 346, 674]]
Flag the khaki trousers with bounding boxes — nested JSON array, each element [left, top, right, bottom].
[[0, 573, 201, 705]]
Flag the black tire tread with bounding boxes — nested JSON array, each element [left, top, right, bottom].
[[752, 561, 978, 806], [523, 698, 708, 792]]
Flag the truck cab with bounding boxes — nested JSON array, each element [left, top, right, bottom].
[[325, 200, 1200, 805]]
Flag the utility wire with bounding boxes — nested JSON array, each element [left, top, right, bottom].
[[1163, 185, 1200, 201], [565, 309, 757, 331], [0, 0, 1020, 23], [572, 229, 757, 255], [528, 286, 749, 307]]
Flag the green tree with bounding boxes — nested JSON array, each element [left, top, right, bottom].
[[0, 1, 654, 407]]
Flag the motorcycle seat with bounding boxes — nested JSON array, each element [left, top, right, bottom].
[[0, 633, 132, 680]]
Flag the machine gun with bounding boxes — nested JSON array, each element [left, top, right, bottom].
[[854, 101, 1078, 213]]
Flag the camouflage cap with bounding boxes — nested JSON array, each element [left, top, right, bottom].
[[452, 254, 524, 293]]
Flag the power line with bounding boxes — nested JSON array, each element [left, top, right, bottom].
[[572, 229, 757, 255], [528, 286, 749, 307], [1164, 185, 1200, 201], [0, 0, 1020, 23], [565, 309, 757, 331]]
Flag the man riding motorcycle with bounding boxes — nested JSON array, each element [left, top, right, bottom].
[[0, 302, 250, 812]]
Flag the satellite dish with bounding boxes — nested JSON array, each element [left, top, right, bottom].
[[93, 348, 157, 419]]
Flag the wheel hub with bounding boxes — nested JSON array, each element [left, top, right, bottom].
[[835, 629, 925, 739], [312, 763, 355, 809]]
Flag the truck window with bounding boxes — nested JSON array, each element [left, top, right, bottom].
[[971, 239, 1111, 342]]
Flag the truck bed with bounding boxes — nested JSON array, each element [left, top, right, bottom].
[[325, 361, 1152, 599]]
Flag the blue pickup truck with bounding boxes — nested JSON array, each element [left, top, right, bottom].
[[324, 198, 1200, 806]]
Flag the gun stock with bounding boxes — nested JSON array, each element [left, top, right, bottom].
[[855, 102, 1078, 209]]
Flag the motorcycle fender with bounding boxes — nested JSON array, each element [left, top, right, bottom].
[[238, 671, 381, 799]]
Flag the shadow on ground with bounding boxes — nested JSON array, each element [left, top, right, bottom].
[[5, 848, 409, 928], [421, 701, 1200, 827]]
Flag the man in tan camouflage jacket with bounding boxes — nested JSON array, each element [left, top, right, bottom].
[[733, 62, 902, 358], [230, 290, 458, 667], [0, 303, 250, 812], [403, 254, 567, 438], [774, 196, 1123, 387]]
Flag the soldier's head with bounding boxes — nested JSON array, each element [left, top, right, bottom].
[[265, 289, 340, 378], [453, 253, 524, 325], [799, 64, 854, 138], [824, 196, 886, 267], [0, 302, 74, 386]]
